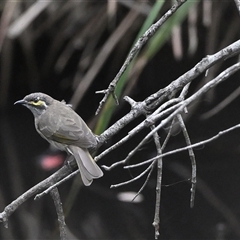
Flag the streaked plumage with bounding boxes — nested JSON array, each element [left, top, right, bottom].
[[15, 92, 103, 186]]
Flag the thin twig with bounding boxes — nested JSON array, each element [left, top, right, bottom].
[[95, 0, 188, 115], [35, 170, 79, 200], [0, 164, 72, 227], [50, 188, 67, 240], [125, 123, 240, 169], [101, 62, 240, 170], [162, 119, 175, 152], [177, 114, 196, 208], [100, 102, 181, 170], [96, 40, 240, 148], [122, 63, 240, 166], [110, 161, 155, 189], [145, 40, 240, 109], [132, 165, 154, 202], [99, 98, 181, 169], [179, 82, 191, 113], [151, 125, 163, 240]]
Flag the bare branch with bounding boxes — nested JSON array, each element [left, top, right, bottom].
[[35, 170, 80, 200], [110, 161, 155, 189], [126, 123, 240, 170], [132, 165, 154, 202], [151, 125, 162, 240], [99, 96, 180, 170], [100, 61, 240, 171], [97, 39, 240, 150], [0, 164, 72, 227], [123, 62, 240, 165], [50, 188, 67, 240], [99, 102, 181, 170], [161, 119, 175, 151], [177, 114, 196, 208], [95, 0, 188, 115], [145, 40, 240, 109]]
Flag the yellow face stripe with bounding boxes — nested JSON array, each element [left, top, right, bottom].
[[29, 100, 46, 107]]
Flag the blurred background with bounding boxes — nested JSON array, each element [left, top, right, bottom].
[[0, 0, 240, 239]]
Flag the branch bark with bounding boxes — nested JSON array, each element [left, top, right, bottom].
[[95, 0, 188, 115], [50, 188, 67, 240]]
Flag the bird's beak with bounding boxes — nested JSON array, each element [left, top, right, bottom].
[[14, 99, 27, 105]]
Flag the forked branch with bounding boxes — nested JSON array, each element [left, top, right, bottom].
[[95, 0, 188, 115]]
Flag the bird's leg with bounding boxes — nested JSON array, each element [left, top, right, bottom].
[[64, 152, 75, 172]]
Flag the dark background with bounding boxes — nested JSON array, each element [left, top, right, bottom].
[[0, 1, 240, 239]]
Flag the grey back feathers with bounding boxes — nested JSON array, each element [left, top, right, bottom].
[[15, 92, 103, 185]]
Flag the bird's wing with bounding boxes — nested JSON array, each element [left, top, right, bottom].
[[37, 106, 96, 148]]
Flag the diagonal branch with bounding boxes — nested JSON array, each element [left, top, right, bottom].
[[35, 170, 80, 200], [110, 161, 155, 189], [125, 123, 240, 170], [145, 40, 240, 109], [121, 62, 240, 166], [0, 164, 72, 227], [1, 43, 240, 228], [97, 39, 240, 150], [100, 98, 181, 170], [95, 0, 188, 115]]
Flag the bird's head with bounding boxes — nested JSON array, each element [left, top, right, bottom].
[[14, 92, 54, 118]]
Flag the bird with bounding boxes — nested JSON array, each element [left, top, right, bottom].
[[14, 92, 103, 186]]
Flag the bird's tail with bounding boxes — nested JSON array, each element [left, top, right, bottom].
[[68, 146, 103, 186]]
